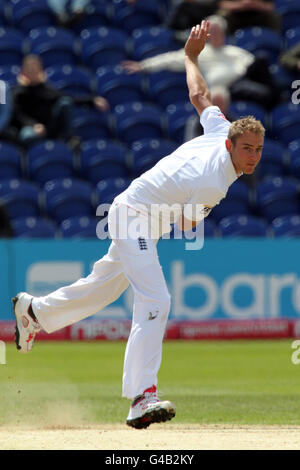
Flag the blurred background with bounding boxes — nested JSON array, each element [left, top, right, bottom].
[[0, 0, 300, 341]]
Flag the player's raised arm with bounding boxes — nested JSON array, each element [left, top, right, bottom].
[[184, 21, 212, 117]]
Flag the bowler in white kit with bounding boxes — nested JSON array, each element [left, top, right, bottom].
[[12, 22, 265, 429]]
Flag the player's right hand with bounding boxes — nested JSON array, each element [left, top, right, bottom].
[[184, 21, 210, 59]]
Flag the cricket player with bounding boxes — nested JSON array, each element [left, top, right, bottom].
[[12, 21, 265, 429]]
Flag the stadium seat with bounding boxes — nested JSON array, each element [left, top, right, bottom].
[[0, 27, 25, 66], [44, 178, 94, 223], [233, 27, 283, 63], [285, 26, 300, 49], [46, 65, 93, 97], [165, 102, 198, 144], [60, 216, 99, 238], [96, 65, 146, 108], [276, 0, 300, 32], [12, 216, 57, 238], [80, 26, 131, 70], [95, 177, 132, 204], [229, 101, 268, 127], [258, 139, 287, 179], [271, 102, 300, 145], [28, 27, 78, 68], [269, 63, 298, 92], [112, 0, 163, 33], [114, 102, 164, 144], [0, 142, 23, 180], [131, 138, 177, 177], [27, 140, 74, 185], [271, 214, 300, 237], [147, 71, 189, 108], [256, 176, 300, 221], [288, 139, 300, 179], [73, 0, 112, 33], [211, 180, 253, 222], [169, 217, 218, 239], [80, 139, 129, 184], [131, 26, 178, 60], [11, 0, 56, 33], [0, 2, 8, 26], [218, 214, 268, 237], [0, 65, 20, 88], [71, 106, 112, 141], [0, 178, 40, 219]]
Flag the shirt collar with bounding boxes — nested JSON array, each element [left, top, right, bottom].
[[223, 149, 242, 187]]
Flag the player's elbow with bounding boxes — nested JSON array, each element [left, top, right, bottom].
[[189, 91, 212, 114]]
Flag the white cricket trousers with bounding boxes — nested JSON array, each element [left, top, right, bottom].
[[32, 202, 171, 399]]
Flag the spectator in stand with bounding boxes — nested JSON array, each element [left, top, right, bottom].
[[167, 0, 219, 32], [9, 55, 109, 147], [184, 85, 235, 140], [280, 42, 300, 73], [0, 202, 13, 238], [48, 0, 90, 27], [217, 0, 281, 34], [122, 15, 275, 108]]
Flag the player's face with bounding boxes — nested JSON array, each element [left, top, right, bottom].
[[227, 132, 264, 175]]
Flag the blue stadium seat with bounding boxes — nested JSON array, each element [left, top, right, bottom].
[[271, 214, 300, 237], [169, 217, 218, 239], [0, 142, 23, 180], [44, 178, 94, 223], [0, 2, 8, 26], [0, 27, 25, 66], [60, 216, 99, 238], [288, 139, 300, 179], [271, 102, 300, 145], [211, 180, 253, 222], [12, 216, 57, 238], [0, 179, 40, 219], [131, 138, 177, 177], [114, 102, 164, 144], [27, 140, 74, 185], [256, 176, 300, 221], [147, 71, 189, 108], [96, 65, 146, 108], [285, 26, 300, 49], [259, 139, 286, 179], [165, 102, 198, 144], [276, 0, 300, 32], [233, 27, 283, 63], [229, 101, 268, 127], [80, 26, 131, 70], [28, 27, 78, 68], [73, 0, 112, 32], [112, 0, 163, 33], [96, 177, 132, 204], [80, 139, 129, 184], [0, 65, 20, 88], [11, 0, 56, 33], [71, 106, 112, 141], [46, 65, 93, 97], [269, 63, 298, 91], [131, 26, 178, 60], [218, 214, 268, 237]]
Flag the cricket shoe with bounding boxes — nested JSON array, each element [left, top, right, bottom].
[[12, 292, 41, 353], [126, 385, 176, 429]]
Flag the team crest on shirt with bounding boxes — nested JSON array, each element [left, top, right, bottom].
[[218, 113, 227, 121]]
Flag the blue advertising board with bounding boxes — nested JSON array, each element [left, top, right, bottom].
[[1, 238, 300, 322]]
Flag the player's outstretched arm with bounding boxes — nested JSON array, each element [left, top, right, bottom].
[[184, 21, 212, 117]]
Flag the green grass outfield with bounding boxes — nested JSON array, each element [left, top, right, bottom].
[[1, 340, 300, 426]]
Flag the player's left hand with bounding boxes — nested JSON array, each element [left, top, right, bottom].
[[184, 21, 210, 59]]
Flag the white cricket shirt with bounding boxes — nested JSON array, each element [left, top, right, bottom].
[[115, 106, 239, 224]]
